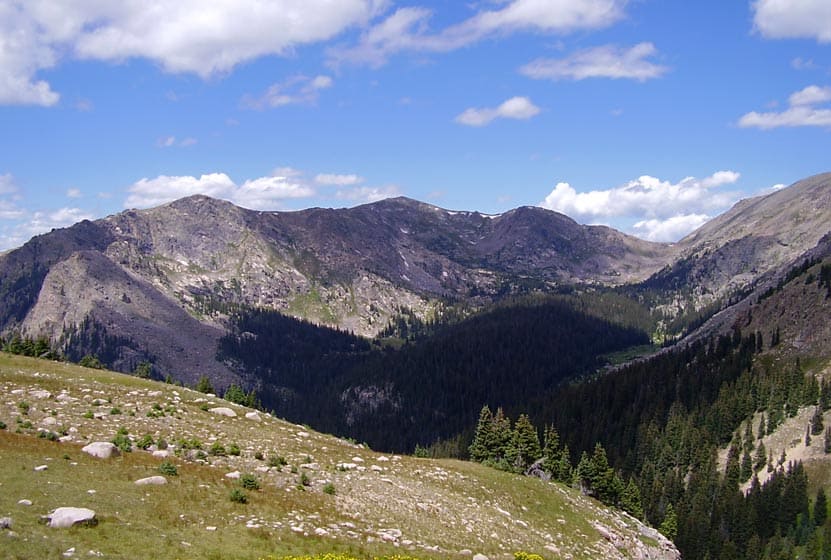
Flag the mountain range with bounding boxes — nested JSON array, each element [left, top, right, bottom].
[[2, 172, 830, 390]]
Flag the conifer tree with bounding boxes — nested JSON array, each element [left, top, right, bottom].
[[754, 441, 767, 472], [659, 503, 678, 540], [815, 488, 828, 528], [758, 413, 766, 440], [468, 405, 494, 463], [512, 413, 541, 472], [825, 427, 831, 454], [807, 424, 813, 447], [620, 478, 644, 520], [813, 405, 825, 436], [492, 407, 514, 468]]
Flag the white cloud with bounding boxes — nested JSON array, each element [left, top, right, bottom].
[[125, 169, 319, 211], [315, 173, 364, 186], [753, 0, 831, 43], [739, 84, 831, 129], [455, 96, 540, 126], [632, 214, 710, 242], [23, 207, 95, 236], [336, 185, 401, 203], [329, 0, 627, 67], [539, 171, 741, 241], [125, 173, 237, 209], [789, 85, 831, 106], [0, 173, 17, 195], [519, 42, 667, 81], [791, 57, 817, 70], [243, 75, 334, 109], [0, 1, 382, 106], [156, 136, 198, 148], [66, 188, 82, 198]]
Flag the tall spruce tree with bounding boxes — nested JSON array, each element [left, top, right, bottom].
[[512, 413, 541, 472], [468, 405, 494, 462]]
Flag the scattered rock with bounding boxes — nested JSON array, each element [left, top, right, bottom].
[[0, 517, 12, 530], [30, 389, 51, 399], [336, 462, 357, 471], [63, 546, 75, 557], [34, 465, 48, 472], [473, 554, 489, 560], [82, 442, 120, 459], [206, 526, 217, 532], [225, 471, 241, 479], [245, 411, 261, 421], [134, 476, 167, 486], [17, 499, 32, 507], [41, 416, 58, 426], [46, 507, 97, 528], [152, 450, 171, 458], [209, 407, 237, 418]]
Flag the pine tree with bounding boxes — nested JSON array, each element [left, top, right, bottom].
[[758, 413, 766, 440], [813, 405, 825, 436], [826, 427, 831, 454], [492, 407, 514, 468], [815, 488, 828, 528], [807, 424, 813, 447], [512, 413, 541, 472], [659, 503, 678, 541], [468, 405, 494, 462], [741, 448, 753, 482], [195, 375, 214, 394], [620, 478, 644, 520], [754, 441, 767, 472]]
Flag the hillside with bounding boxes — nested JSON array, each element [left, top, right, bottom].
[[0, 353, 678, 560]]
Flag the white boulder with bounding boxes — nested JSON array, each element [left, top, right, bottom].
[[82, 442, 120, 459]]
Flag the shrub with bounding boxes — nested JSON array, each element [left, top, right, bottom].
[[323, 483, 336, 495], [228, 443, 241, 456], [267, 455, 287, 468], [0, 420, 6, 430], [229, 488, 248, 504], [299, 472, 310, 487], [38, 430, 59, 441], [111, 432, 132, 452], [514, 553, 545, 560], [158, 461, 178, 476], [157, 438, 168, 450], [178, 437, 202, 450], [136, 434, 154, 450], [209, 441, 227, 456], [83, 411, 94, 419], [17, 401, 30, 414], [109, 407, 122, 415], [239, 473, 260, 490], [254, 451, 264, 461]]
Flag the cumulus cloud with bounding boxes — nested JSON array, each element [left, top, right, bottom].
[[632, 214, 711, 242], [0, 1, 381, 106], [455, 96, 540, 126], [519, 42, 668, 81], [243, 75, 334, 109], [335, 185, 402, 203], [124, 171, 315, 210], [753, 0, 831, 43], [739, 84, 831, 129], [315, 173, 364, 186], [329, 0, 627, 67], [539, 171, 741, 242], [66, 188, 82, 198]]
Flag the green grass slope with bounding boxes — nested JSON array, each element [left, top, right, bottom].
[[0, 353, 678, 560]]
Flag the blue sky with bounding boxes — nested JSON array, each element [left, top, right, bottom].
[[1, 0, 830, 250]]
